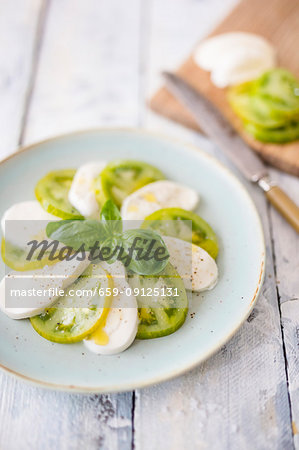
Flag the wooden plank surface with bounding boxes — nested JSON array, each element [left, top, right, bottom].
[[0, 1, 298, 449], [150, 0, 299, 177], [269, 167, 299, 449], [0, 376, 133, 450], [0, 0, 44, 159], [24, 0, 141, 144]]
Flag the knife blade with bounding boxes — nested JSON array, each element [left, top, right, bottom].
[[163, 71, 299, 234]]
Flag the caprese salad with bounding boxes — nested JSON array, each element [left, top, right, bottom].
[[0, 159, 219, 355]]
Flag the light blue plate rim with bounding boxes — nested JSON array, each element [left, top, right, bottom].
[[0, 128, 265, 392]]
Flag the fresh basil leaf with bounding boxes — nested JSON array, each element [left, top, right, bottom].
[[100, 200, 122, 235], [46, 219, 107, 251], [46, 220, 69, 236], [96, 235, 123, 265], [120, 229, 169, 275], [100, 199, 122, 221]]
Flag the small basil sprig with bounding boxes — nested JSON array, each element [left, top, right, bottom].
[[46, 200, 169, 275], [100, 199, 122, 235], [98, 199, 123, 263], [100, 199, 122, 222]]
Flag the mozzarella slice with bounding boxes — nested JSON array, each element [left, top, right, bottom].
[[194, 33, 275, 70], [163, 236, 218, 292], [121, 180, 199, 221], [210, 47, 274, 88], [1, 201, 59, 249], [84, 261, 138, 355], [0, 258, 90, 319], [193, 32, 276, 87], [68, 161, 106, 217]]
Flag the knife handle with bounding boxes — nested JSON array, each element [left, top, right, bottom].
[[266, 185, 299, 233]]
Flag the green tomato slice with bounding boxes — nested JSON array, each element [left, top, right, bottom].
[[128, 263, 188, 339], [228, 85, 288, 128], [141, 207, 218, 259], [228, 69, 299, 130], [244, 120, 299, 143], [1, 239, 59, 271], [228, 69, 299, 143], [30, 263, 113, 343], [95, 160, 165, 207], [35, 169, 83, 219], [253, 69, 299, 116]]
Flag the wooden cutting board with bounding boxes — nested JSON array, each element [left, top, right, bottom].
[[150, 0, 299, 177]]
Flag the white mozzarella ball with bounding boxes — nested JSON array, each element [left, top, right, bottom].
[[1, 201, 59, 249], [121, 180, 199, 221], [0, 258, 90, 319], [193, 32, 276, 87], [84, 261, 138, 355], [163, 236, 218, 292], [68, 161, 106, 217]]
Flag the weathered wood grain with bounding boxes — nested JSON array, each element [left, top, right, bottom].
[[269, 168, 299, 449], [0, 0, 43, 159], [0, 375, 133, 450], [23, 0, 141, 144]]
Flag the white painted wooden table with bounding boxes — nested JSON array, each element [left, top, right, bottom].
[[0, 1, 298, 449]]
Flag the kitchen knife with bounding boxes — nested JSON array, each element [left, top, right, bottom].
[[163, 72, 299, 234]]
